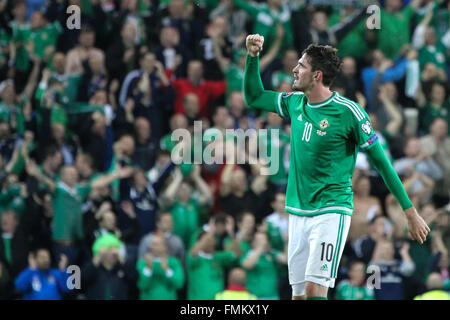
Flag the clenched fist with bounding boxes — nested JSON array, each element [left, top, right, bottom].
[[246, 34, 264, 57]]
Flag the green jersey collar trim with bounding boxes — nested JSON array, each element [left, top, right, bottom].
[[307, 91, 336, 108]]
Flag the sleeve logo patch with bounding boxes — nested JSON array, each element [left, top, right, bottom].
[[282, 92, 293, 98], [361, 120, 372, 135], [367, 134, 378, 145]]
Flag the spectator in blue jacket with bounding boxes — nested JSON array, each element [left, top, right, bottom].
[[15, 248, 70, 300], [361, 49, 409, 111]]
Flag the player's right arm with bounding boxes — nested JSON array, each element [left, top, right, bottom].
[[244, 34, 290, 118]]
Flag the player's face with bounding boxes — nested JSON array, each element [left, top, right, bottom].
[[292, 54, 314, 92]]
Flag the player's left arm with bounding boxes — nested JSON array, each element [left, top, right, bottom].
[[366, 144, 430, 244], [349, 104, 430, 244]]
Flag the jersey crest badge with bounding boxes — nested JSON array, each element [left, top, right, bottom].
[[361, 120, 372, 134], [319, 119, 329, 130]]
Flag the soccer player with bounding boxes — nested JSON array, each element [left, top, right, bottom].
[[243, 34, 430, 300]]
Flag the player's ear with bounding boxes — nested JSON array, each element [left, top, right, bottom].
[[314, 71, 322, 81]]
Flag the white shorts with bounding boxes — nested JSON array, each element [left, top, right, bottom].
[[288, 213, 351, 296]]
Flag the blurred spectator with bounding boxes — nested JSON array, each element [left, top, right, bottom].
[[349, 175, 382, 242], [120, 161, 174, 241], [105, 22, 140, 83], [65, 25, 104, 76], [118, 52, 174, 140], [220, 164, 268, 222], [265, 192, 289, 245], [352, 215, 392, 265], [26, 160, 133, 265], [136, 234, 184, 300], [394, 137, 443, 198], [361, 49, 409, 111], [414, 272, 450, 300], [420, 118, 450, 206], [0, 261, 11, 299], [417, 81, 449, 135], [240, 232, 286, 299], [138, 211, 185, 265], [335, 260, 375, 300], [412, 4, 449, 73], [0, 209, 29, 285], [172, 60, 225, 117], [199, 16, 233, 81], [161, 165, 213, 248], [377, 0, 423, 59], [15, 249, 69, 300], [82, 233, 137, 300], [215, 267, 257, 300], [153, 26, 185, 77], [292, 4, 368, 54], [132, 117, 157, 171], [187, 217, 240, 299], [370, 240, 415, 300]]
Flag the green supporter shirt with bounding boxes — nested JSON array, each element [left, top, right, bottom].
[[0, 185, 25, 219], [329, 13, 369, 59], [225, 64, 244, 100], [187, 251, 236, 300], [29, 21, 62, 59], [14, 21, 62, 71], [271, 71, 293, 90], [335, 280, 375, 300], [52, 181, 91, 241], [240, 249, 280, 299], [168, 199, 200, 248], [136, 257, 184, 300], [11, 22, 32, 72], [160, 133, 177, 152], [418, 101, 450, 135], [223, 236, 251, 260], [378, 6, 416, 59], [0, 97, 27, 135], [418, 43, 448, 71], [232, 0, 293, 57]]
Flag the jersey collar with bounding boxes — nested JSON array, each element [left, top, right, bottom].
[[306, 91, 336, 108]]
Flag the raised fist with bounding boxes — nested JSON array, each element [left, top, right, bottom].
[[246, 34, 264, 57]]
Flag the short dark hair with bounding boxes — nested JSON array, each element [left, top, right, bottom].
[[156, 211, 171, 224], [214, 212, 228, 225], [302, 44, 341, 86], [43, 145, 60, 160]]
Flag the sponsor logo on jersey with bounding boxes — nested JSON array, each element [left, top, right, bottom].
[[282, 92, 293, 99], [367, 134, 378, 145], [319, 119, 329, 130], [320, 264, 328, 271], [316, 130, 326, 136], [361, 120, 372, 134], [297, 114, 302, 121]]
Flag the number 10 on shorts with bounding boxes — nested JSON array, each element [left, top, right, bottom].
[[320, 242, 334, 262]]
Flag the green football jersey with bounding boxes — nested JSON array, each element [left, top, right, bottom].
[[274, 91, 379, 217]]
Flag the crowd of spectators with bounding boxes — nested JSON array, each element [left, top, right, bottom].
[[0, 0, 449, 300]]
